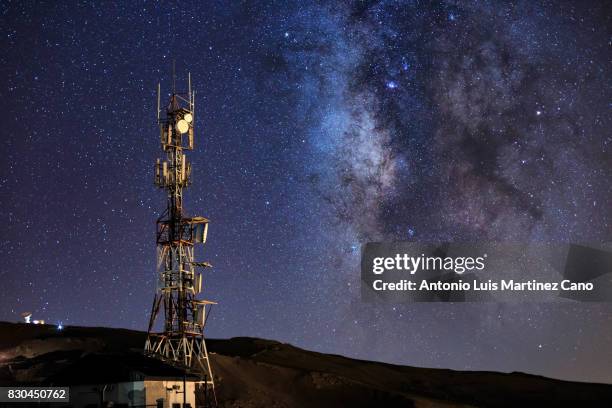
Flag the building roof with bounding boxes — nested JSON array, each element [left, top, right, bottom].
[[46, 352, 201, 385]]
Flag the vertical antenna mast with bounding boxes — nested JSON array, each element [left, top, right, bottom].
[[145, 71, 218, 407], [156, 82, 161, 122], [172, 59, 176, 93]]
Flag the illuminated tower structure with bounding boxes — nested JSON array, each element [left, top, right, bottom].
[[145, 73, 217, 405]]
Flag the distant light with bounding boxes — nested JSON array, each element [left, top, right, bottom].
[[448, 13, 456, 21], [386, 80, 398, 89], [536, 110, 542, 116], [284, 32, 289, 38], [57, 324, 63, 330]]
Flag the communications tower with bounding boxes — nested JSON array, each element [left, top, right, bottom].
[[145, 73, 217, 405]]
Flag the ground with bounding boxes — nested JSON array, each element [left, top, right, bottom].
[[0, 322, 611, 407]]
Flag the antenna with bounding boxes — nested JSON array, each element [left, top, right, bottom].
[[172, 60, 176, 94], [145, 71, 218, 407], [157, 82, 160, 122]]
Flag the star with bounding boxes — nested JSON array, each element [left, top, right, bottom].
[[386, 80, 398, 89]]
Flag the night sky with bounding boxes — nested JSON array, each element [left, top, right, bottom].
[[1, 1, 611, 384]]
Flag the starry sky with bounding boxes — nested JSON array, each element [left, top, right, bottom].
[[1, 1, 611, 384]]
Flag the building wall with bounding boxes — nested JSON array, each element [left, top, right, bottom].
[[145, 379, 196, 408], [70, 379, 195, 407], [70, 381, 145, 407]]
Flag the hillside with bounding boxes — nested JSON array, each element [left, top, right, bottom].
[[0, 322, 610, 407]]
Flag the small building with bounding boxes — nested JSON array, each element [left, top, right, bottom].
[[50, 352, 205, 408], [21, 311, 45, 324]]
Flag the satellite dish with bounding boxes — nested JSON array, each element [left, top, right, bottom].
[[184, 113, 193, 123], [176, 119, 189, 134]]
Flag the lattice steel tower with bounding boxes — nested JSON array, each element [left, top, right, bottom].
[[145, 73, 217, 405]]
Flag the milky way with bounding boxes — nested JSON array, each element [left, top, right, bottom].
[[295, 2, 610, 244], [0, 1, 610, 383]]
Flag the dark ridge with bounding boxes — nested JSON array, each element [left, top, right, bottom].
[[0, 322, 610, 407]]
